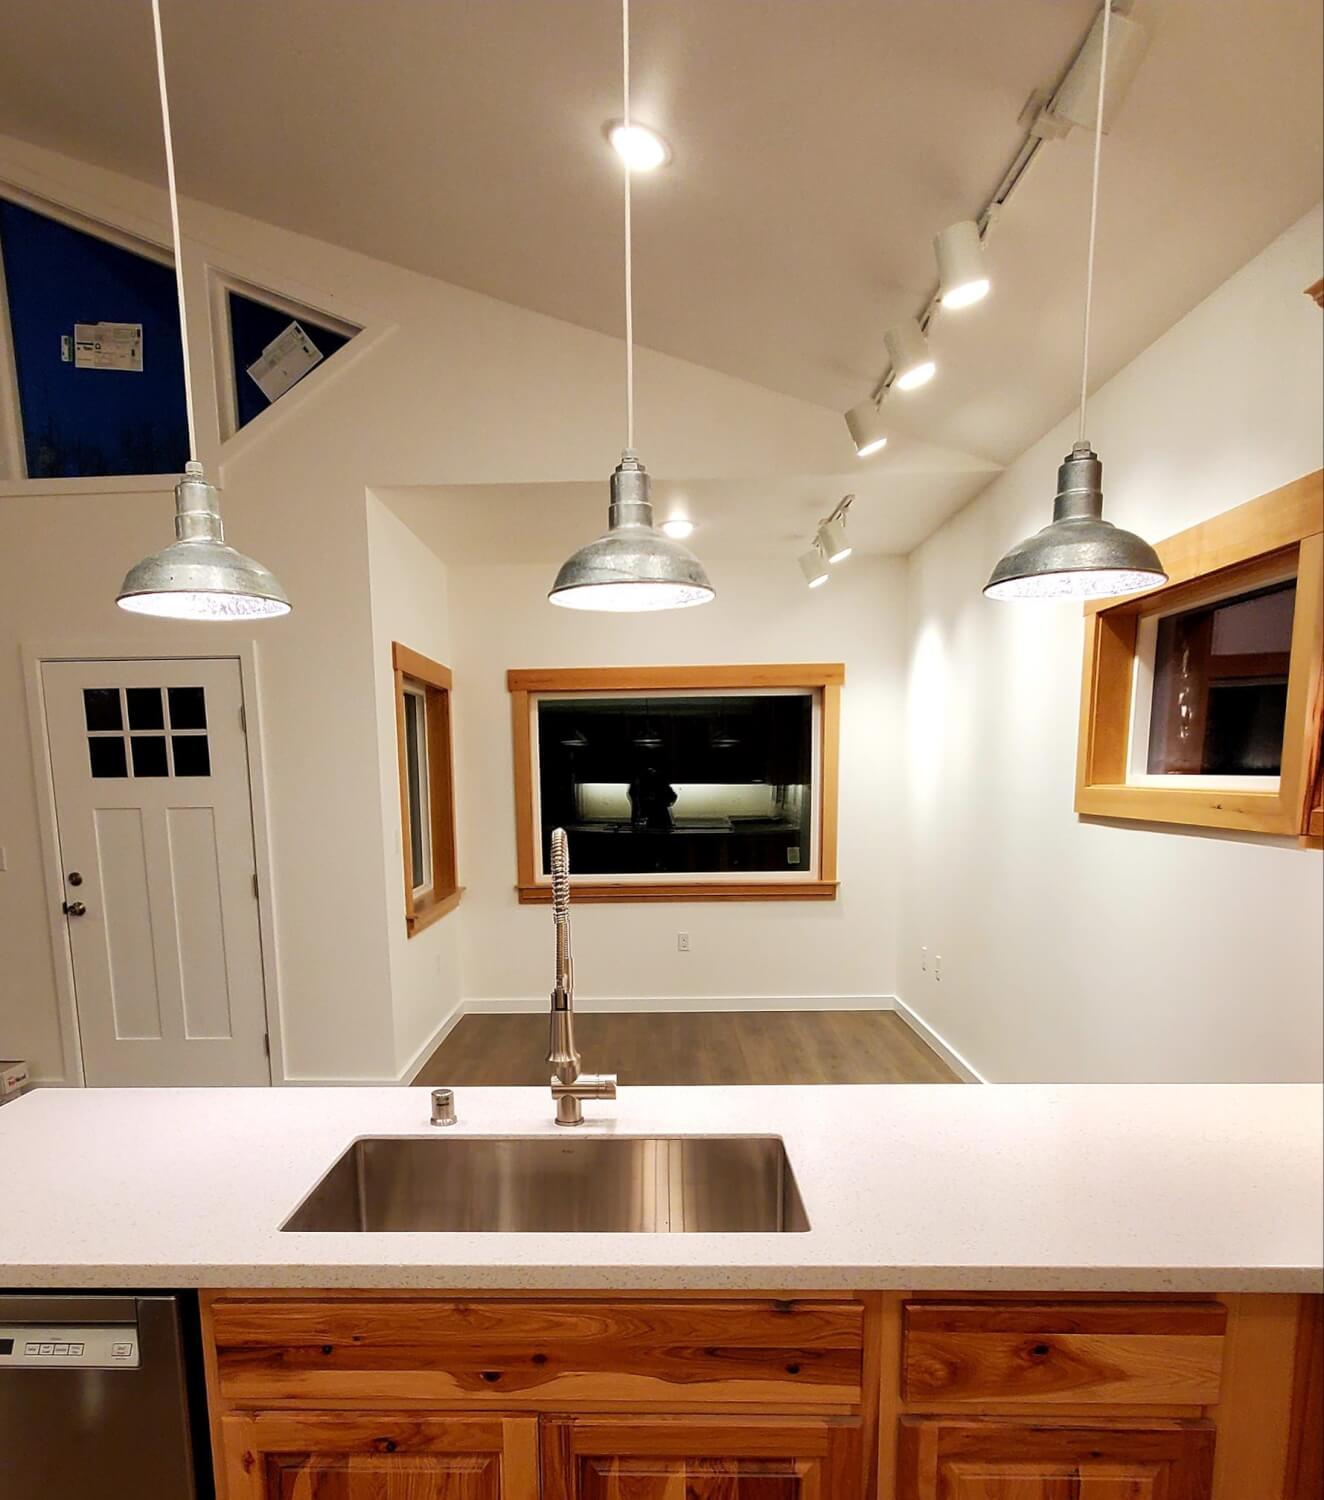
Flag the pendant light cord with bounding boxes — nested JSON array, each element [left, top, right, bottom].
[[1077, 0, 1111, 444], [622, 0, 635, 454], [150, 0, 198, 463]]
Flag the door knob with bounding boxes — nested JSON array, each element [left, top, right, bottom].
[[62, 900, 86, 917]]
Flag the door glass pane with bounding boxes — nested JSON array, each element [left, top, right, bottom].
[[1147, 579, 1296, 775], [0, 197, 188, 477], [88, 736, 128, 778], [536, 693, 814, 877], [171, 735, 211, 778], [130, 735, 169, 778], [82, 687, 122, 731], [167, 685, 207, 729], [126, 686, 165, 730]]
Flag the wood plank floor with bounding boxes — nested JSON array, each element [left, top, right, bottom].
[[415, 1010, 960, 1087]]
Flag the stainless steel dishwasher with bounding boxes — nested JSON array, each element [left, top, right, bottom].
[[0, 1293, 211, 1497]]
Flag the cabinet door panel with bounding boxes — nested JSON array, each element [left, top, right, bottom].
[[897, 1417, 1214, 1500], [219, 1412, 538, 1500], [543, 1417, 862, 1500]]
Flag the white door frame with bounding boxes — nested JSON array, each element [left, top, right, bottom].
[[22, 638, 286, 1087]]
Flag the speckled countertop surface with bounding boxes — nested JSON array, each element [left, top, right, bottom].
[[0, 1083, 1319, 1292]]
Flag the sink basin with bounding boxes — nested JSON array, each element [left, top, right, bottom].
[[281, 1135, 810, 1233]]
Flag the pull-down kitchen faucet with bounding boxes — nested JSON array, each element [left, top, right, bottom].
[[547, 827, 617, 1125]]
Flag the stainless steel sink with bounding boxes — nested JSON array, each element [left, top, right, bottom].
[[281, 1135, 810, 1233]]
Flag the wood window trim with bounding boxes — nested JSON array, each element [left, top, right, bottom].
[[393, 642, 462, 935], [1075, 469, 1323, 838], [507, 663, 844, 904]]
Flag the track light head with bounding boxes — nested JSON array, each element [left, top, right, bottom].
[[885, 318, 936, 391], [935, 220, 990, 310], [816, 516, 852, 564], [844, 398, 888, 458], [799, 546, 830, 589]]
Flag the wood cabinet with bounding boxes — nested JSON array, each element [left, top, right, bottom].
[[897, 1416, 1215, 1499], [541, 1417, 861, 1499], [201, 1291, 1321, 1500], [217, 1412, 538, 1499]]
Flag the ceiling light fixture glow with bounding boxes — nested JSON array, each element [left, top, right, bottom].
[[606, 120, 670, 171], [550, 0, 714, 613], [885, 318, 936, 391], [660, 517, 694, 539], [817, 516, 852, 564], [985, 1, 1164, 604], [934, 219, 990, 309], [844, 398, 888, 458], [116, 0, 289, 622]]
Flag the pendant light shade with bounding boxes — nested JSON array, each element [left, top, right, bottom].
[[983, 443, 1165, 601], [118, 0, 290, 620], [549, 453, 714, 611], [844, 397, 888, 458], [117, 462, 291, 619]]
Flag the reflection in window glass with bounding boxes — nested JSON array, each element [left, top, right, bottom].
[[226, 289, 354, 432], [536, 694, 814, 877], [1147, 579, 1296, 776], [404, 688, 431, 892]]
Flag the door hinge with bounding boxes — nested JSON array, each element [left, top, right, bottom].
[[252, 872, 260, 899], [239, 704, 247, 734], [262, 1033, 270, 1058]]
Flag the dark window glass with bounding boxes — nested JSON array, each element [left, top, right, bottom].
[[170, 735, 211, 777], [403, 690, 429, 888], [126, 687, 164, 730], [226, 289, 354, 432], [536, 694, 814, 877], [130, 735, 169, 778], [167, 685, 207, 729], [0, 198, 188, 477], [88, 736, 128, 778], [82, 687, 122, 732], [1148, 579, 1296, 776]]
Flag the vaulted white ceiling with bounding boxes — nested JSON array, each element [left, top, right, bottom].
[[0, 0, 1319, 555]]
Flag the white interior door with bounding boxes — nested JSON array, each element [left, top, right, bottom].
[[42, 657, 271, 1086]]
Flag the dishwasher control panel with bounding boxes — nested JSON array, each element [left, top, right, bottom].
[[0, 1325, 139, 1368]]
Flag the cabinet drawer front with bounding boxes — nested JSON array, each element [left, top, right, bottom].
[[902, 1301, 1227, 1407], [211, 1296, 864, 1409]]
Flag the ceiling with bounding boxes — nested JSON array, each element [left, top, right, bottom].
[[0, 0, 1320, 555]]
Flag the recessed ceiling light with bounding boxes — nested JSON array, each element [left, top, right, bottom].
[[660, 517, 694, 539], [606, 120, 671, 171]]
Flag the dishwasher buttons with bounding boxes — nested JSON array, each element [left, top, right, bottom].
[[111, 1341, 135, 1360]]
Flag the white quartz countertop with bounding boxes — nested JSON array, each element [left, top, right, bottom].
[[1, 1083, 1319, 1293]]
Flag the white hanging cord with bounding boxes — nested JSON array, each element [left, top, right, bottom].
[[1077, 0, 1111, 444], [150, 0, 198, 463], [622, 0, 635, 453]]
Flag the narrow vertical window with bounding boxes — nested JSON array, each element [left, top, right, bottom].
[[393, 645, 460, 933]]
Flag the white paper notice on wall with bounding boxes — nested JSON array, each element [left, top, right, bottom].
[[246, 320, 323, 404], [73, 322, 143, 371]]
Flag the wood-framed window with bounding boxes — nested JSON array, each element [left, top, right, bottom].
[[1076, 469, 1323, 839], [507, 664, 844, 903], [393, 643, 461, 933]]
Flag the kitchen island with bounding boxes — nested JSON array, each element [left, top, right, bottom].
[[2, 1083, 1320, 1497]]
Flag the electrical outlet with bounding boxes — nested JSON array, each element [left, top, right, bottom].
[[677, 932, 690, 953], [934, 954, 943, 982]]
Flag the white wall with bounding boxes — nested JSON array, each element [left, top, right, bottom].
[[0, 134, 849, 1083], [448, 558, 905, 1010], [900, 205, 1324, 1083]]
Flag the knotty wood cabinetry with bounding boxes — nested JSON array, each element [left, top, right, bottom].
[[201, 1290, 1321, 1500]]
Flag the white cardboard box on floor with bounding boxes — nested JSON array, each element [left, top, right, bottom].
[[0, 1061, 30, 1104]]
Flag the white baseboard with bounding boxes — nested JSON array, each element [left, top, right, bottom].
[[893, 994, 988, 1084], [455, 993, 896, 1016]]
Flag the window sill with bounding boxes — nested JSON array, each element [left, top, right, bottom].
[[406, 886, 464, 936], [517, 881, 838, 904]]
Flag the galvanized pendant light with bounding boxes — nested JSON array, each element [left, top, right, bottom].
[[117, 0, 290, 621], [985, 2, 1164, 603], [548, 0, 714, 612]]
